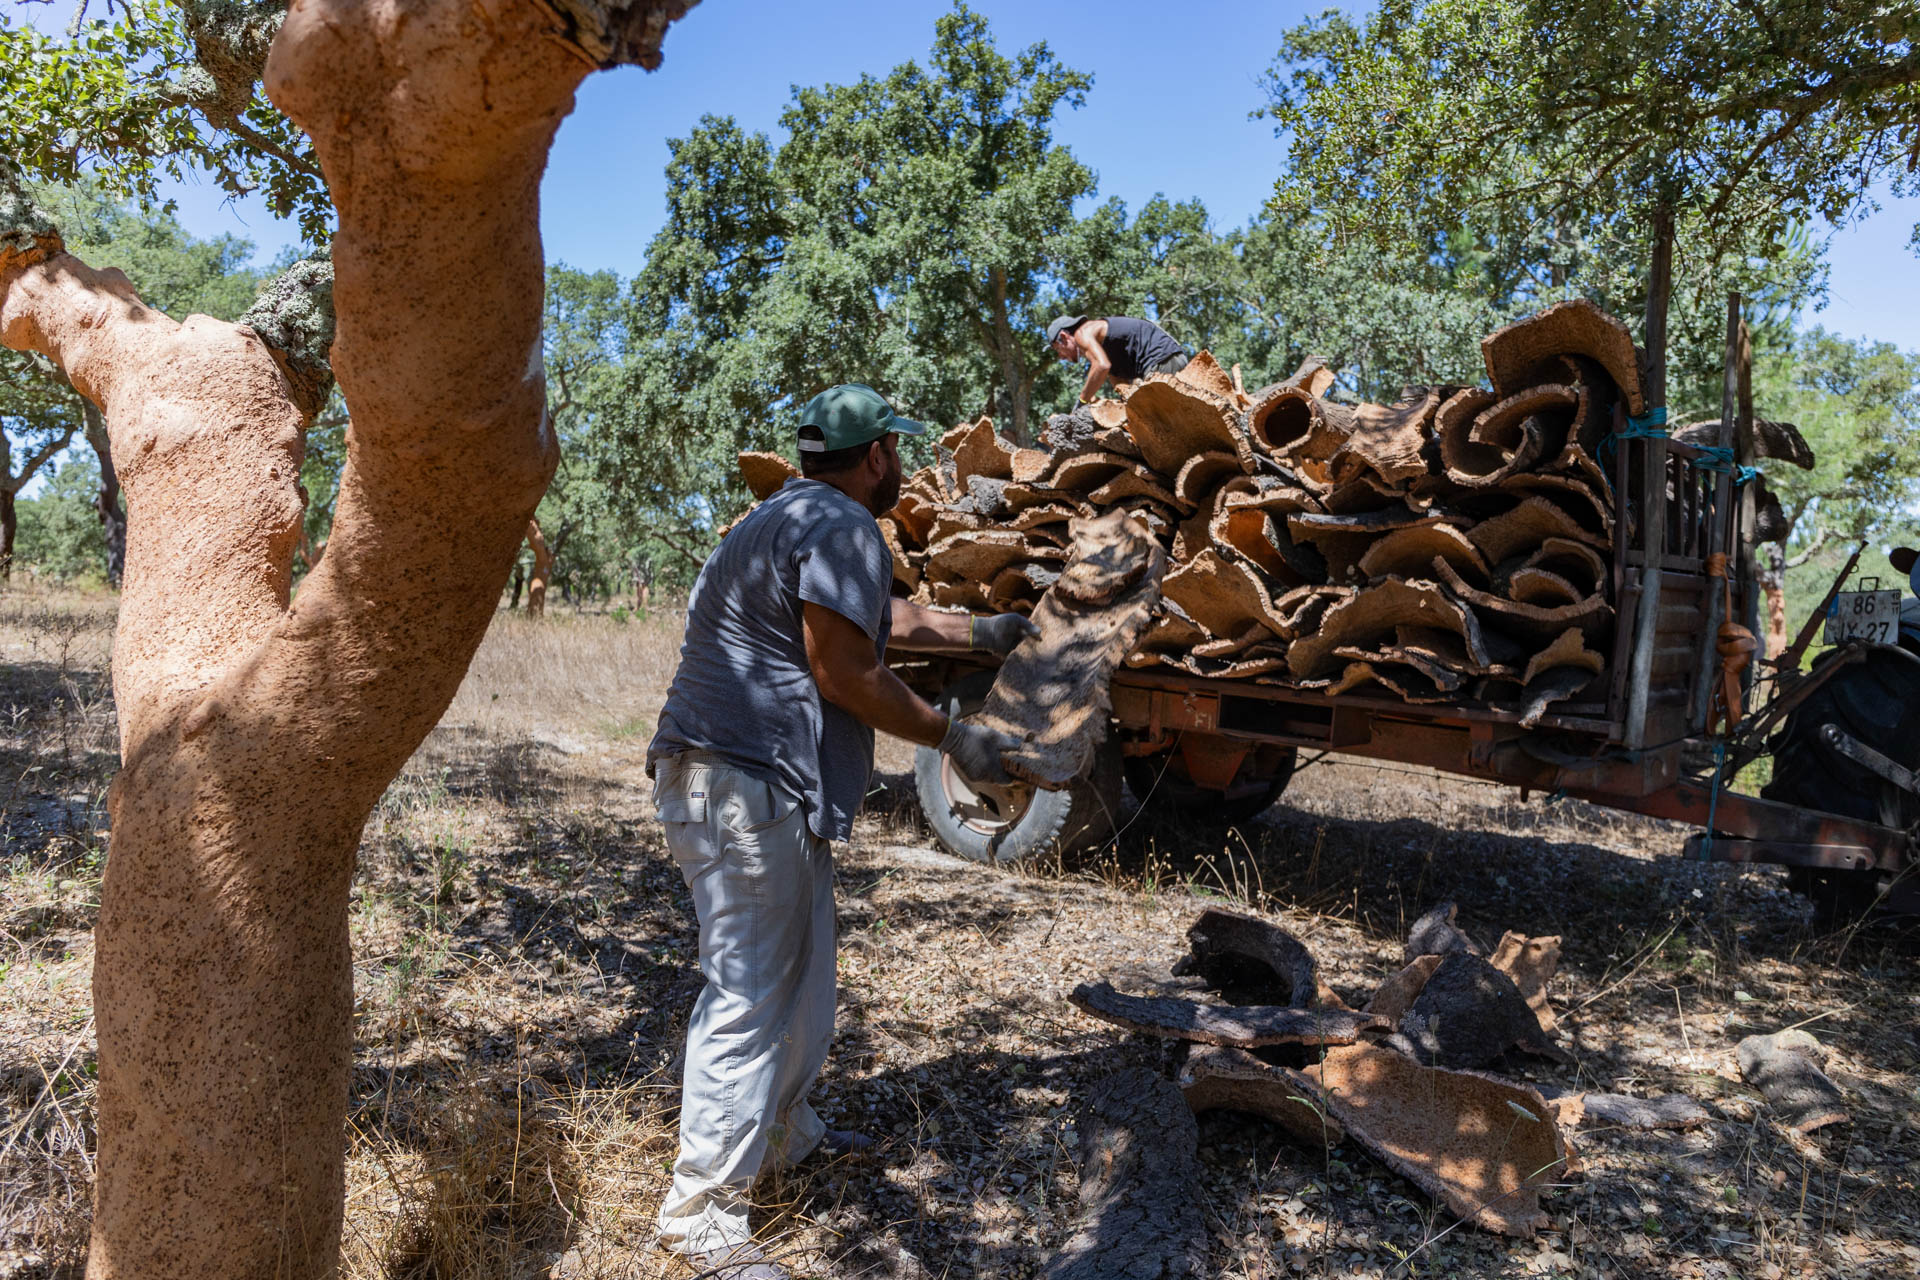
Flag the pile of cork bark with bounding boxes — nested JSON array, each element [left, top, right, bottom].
[[744, 299, 1649, 726], [1040, 903, 1726, 1277]]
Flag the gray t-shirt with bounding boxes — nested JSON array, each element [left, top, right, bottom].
[[648, 479, 893, 842]]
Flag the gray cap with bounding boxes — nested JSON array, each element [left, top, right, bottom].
[[1045, 314, 1087, 347]]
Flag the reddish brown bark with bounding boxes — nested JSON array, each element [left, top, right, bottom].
[[0, 2, 692, 1276], [526, 516, 554, 616], [1761, 542, 1788, 659]]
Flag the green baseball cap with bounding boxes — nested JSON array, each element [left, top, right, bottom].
[[797, 383, 927, 453]]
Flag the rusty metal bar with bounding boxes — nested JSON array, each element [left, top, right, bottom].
[[1567, 779, 1910, 874], [1681, 837, 1877, 871], [1777, 543, 1865, 676]]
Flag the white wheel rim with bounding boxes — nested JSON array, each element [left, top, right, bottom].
[[940, 754, 1033, 835]]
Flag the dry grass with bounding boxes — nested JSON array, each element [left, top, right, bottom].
[[2, 592, 1917, 1280]]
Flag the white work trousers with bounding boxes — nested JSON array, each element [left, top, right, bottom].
[[652, 753, 838, 1255]]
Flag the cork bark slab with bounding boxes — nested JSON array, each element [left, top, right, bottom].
[[1174, 450, 1247, 507], [976, 510, 1166, 787], [1305, 1044, 1573, 1237], [924, 529, 1061, 585], [1482, 297, 1646, 416], [1039, 1069, 1208, 1280], [738, 450, 799, 501], [1174, 907, 1350, 1009], [1365, 954, 1445, 1023], [1246, 383, 1355, 474], [1396, 951, 1568, 1068], [1068, 980, 1387, 1047], [1181, 1045, 1346, 1148], [1488, 930, 1562, 1033], [1357, 523, 1489, 586], [1406, 900, 1482, 959], [1578, 1092, 1714, 1131], [950, 417, 1017, 486], [1330, 385, 1445, 487], [1161, 548, 1293, 639], [1432, 557, 1614, 643], [1175, 349, 1242, 401], [877, 517, 921, 591], [1288, 578, 1490, 678], [1125, 375, 1252, 475], [1737, 1030, 1850, 1133], [1209, 506, 1326, 590], [1289, 504, 1447, 583]]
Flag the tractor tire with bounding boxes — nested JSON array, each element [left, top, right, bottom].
[[1760, 646, 1920, 925], [914, 672, 1122, 864], [1123, 743, 1297, 825]]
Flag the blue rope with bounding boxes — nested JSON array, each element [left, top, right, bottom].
[[1699, 739, 1728, 862], [1623, 405, 1669, 435], [1688, 446, 1759, 484], [1599, 405, 1669, 469]]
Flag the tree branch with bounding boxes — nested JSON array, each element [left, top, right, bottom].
[[1785, 524, 1830, 567]]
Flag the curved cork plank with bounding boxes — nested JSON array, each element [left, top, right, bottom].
[[1482, 298, 1646, 416], [1124, 375, 1246, 476], [1175, 907, 1349, 1009], [1068, 980, 1387, 1047], [1331, 385, 1445, 487], [976, 510, 1166, 787], [1181, 1045, 1346, 1148], [1306, 1043, 1573, 1237], [738, 450, 799, 501]]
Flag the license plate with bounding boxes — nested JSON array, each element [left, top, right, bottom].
[[1825, 590, 1902, 645]]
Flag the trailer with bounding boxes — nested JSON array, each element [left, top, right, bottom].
[[891, 299, 1919, 921]]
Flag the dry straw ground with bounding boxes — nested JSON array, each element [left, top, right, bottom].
[[1, 587, 1917, 1279]]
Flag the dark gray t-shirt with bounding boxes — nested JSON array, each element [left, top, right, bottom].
[[648, 479, 893, 842], [1100, 315, 1187, 382]]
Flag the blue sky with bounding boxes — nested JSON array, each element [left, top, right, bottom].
[[140, 0, 1920, 355]]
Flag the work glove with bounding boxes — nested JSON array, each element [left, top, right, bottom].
[[939, 716, 1019, 786], [969, 612, 1041, 655]]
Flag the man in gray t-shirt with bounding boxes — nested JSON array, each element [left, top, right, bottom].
[[648, 383, 1032, 1279]]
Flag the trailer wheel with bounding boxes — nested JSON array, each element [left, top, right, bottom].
[[1123, 743, 1297, 825], [1761, 646, 1920, 924], [914, 672, 1122, 863]]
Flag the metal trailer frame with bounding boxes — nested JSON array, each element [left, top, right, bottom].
[[891, 294, 1917, 900]]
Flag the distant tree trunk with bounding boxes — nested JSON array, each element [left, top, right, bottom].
[[526, 518, 552, 617], [1761, 542, 1788, 659], [296, 532, 326, 572], [0, 487, 14, 582], [632, 553, 651, 612], [0, 2, 692, 1275], [82, 400, 126, 586], [987, 265, 1033, 445], [510, 561, 525, 609]]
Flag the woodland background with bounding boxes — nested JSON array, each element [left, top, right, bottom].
[[4, 1, 1918, 620]]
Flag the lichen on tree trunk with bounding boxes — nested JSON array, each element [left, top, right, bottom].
[[0, 2, 695, 1277]]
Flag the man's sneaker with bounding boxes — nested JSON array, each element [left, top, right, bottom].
[[817, 1127, 879, 1157], [688, 1242, 789, 1280]]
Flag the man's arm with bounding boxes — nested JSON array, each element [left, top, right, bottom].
[[1076, 318, 1112, 403], [805, 601, 950, 747], [888, 600, 971, 652], [886, 600, 1039, 654]]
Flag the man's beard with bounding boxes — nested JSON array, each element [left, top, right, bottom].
[[868, 467, 903, 517]]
